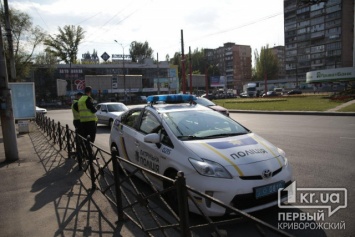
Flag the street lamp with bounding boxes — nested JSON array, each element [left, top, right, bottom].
[[66, 53, 73, 95], [114, 40, 128, 102]]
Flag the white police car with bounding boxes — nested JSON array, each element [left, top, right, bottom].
[[109, 94, 293, 216]]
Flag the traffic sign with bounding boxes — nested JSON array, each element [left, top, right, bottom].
[[101, 52, 110, 61]]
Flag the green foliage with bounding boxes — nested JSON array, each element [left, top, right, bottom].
[[44, 25, 85, 64], [129, 41, 153, 62], [253, 45, 279, 81], [0, 7, 46, 80], [170, 48, 219, 79]]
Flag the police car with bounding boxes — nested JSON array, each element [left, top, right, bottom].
[[109, 94, 293, 216]]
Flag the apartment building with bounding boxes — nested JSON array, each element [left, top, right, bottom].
[[284, 0, 354, 85], [205, 42, 252, 92], [271, 46, 286, 80]]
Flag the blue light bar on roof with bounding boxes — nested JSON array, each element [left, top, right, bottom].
[[147, 94, 196, 103]]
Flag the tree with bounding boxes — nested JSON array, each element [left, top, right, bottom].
[[43, 25, 85, 64], [0, 7, 46, 81], [129, 41, 153, 62], [82, 49, 99, 64], [34, 52, 58, 65], [170, 48, 220, 80], [253, 45, 279, 81]]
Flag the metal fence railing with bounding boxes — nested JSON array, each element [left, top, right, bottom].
[[35, 113, 293, 237]]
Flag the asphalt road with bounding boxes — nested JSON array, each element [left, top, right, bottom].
[[47, 109, 355, 237]]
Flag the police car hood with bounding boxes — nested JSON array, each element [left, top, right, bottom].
[[183, 133, 282, 166]]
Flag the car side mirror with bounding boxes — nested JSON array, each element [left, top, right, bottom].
[[144, 133, 160, 144]]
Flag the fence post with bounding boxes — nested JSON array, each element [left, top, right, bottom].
[[86, 135, 96, 190], [66, 124, 71, 159], [58, 122, 62, 150], [111, 147, 125, 222], [176, 171, 191, 237], [76, 130, 83, 170], [51, 119, 55, 140], [45, 117, 49, 136]]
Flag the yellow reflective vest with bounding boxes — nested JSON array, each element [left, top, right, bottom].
[[78, 95, 98, 122], [71, 100, 80, 121]]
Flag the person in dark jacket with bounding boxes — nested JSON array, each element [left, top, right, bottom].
[[78, 86, 98, 142]]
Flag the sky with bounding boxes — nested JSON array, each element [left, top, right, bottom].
[[9, 0, 285, 62]]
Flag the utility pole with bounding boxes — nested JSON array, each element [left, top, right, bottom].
[[0, 24, 19, 161], [181, 30, 186, 94], [3, 0, 16, 83], [157, 52, 160, 94], [189, 46, 192, 95]]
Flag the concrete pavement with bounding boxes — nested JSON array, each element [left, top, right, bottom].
[[0, 121, 142, 237]]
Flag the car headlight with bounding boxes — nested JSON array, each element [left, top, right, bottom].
[[277, 147, 288, 166], [189, 158, 232, 179]]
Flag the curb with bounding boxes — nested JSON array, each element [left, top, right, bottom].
[[229, 110, 355, 116]]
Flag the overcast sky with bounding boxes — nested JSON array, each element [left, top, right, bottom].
[[10, 0, 285, 62]]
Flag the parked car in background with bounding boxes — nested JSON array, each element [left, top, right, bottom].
[[95, 102, 128, 127], [195, 97, 229, 116], [200, 94, 216, 100], [35, 106, 47, 114], [287, 89, 302, 95], [262, 91, 278, 97], [273, 88, 284, 96], [239, 92, 249, 98]]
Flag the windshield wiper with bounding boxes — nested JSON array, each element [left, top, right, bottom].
[[177, 135, 201, 140], [202, 132, 248, 139]]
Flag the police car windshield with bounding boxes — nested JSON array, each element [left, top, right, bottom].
[[162, 110, 249, 140]]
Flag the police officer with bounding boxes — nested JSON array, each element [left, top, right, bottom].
[[78, 86, 98, 142], [71, 92, 83, 131]]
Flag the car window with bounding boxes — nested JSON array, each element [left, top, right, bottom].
[[163, 110, 249, 140], [96, 104, 101, 110], [120, 109, 142, 128], [101, 104, 107, 111], [107, 103, 128, 112], [139, 110, 161, 134], [159, 127, 174, 148]]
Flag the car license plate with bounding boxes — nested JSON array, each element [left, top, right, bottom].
[[254, 181, 285, 199]]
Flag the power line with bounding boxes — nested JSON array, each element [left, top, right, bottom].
[[33, 7, 50, 31], [192, 12, 283, 42]]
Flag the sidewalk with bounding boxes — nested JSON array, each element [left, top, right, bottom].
[[326, 99, 355, 112], [0, 122, 142, 237]]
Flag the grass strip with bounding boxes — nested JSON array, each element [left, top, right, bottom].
[[215, 96, 345, 111]]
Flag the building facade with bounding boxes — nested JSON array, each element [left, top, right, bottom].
[[284, 0, 354, 85], [31, 59, 179, 104], [205, 42, 252, 92], [271, 46, 286, 80]]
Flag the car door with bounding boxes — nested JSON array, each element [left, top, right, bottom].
[[96, 104, 103, 124], [117, 108, 144, 164], [96, 104, 108, 124], [136, 110, 175, 175]]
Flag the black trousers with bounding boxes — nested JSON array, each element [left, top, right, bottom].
[[73, 120, 81, 131], [79, 121, 97, 143]]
